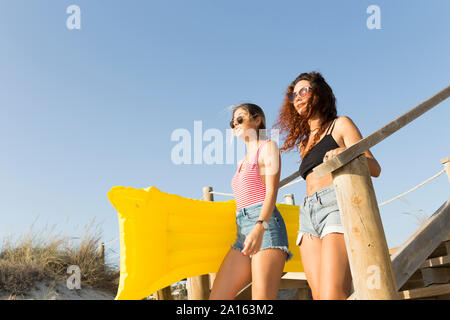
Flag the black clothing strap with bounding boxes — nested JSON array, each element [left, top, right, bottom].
[[298, 118, 340, 179]]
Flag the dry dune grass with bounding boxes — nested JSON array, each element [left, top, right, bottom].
[[0, 222, 119, 297]]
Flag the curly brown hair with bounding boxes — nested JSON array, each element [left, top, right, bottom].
[[274, 72, 337, 157]]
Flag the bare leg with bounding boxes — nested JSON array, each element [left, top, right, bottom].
[[209, 248, 251, 300], [298, 234, 322, 299], [319, 233, 352, 300], [251, 249, 286, 300]]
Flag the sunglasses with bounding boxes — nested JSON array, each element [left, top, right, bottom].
[[288, 86, 311, 103], [230, 115, 256, 129]]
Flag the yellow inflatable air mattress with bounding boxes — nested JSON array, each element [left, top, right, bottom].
[[107, 186, 303, 300]]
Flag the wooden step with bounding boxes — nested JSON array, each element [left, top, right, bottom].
[[279, 273, 311, 300], [420, 266, 450, 287], [399, 283, 450, 300], [280, 272, 307, 281], [390, 201, 450, 291], [400, 255, 450, 290], [279, 272, 309, 289], [421, 255, 450, 268]]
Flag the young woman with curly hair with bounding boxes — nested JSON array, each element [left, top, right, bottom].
[[275, 72, 381, 300]]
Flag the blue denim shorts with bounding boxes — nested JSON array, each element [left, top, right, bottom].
[[296, 185, 345, 246], [231, 202, 293, 261]]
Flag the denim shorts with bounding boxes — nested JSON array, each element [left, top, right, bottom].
[[231, 202, 293, 261], [296, 185, 345, 246]]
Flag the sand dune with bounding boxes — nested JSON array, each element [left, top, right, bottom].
[[1, 280, 115, 300]]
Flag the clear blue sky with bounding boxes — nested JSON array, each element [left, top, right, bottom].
[[0, 0, 449, 267]]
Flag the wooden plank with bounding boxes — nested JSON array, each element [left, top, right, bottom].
[[421, 255, 450, 268], [421, 267, 450, 287], [399, 283, 450, 300], [416, 294, 450, 300], [279, 171, 302, 189], [279, 273, 309, 290], [433, 293, 450, 300], [400, 279, 426, 291], [390, 200, 450, 290], [313, 86, 450, 178], [281, 272, 307, 281]]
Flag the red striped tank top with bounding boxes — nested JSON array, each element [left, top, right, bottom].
[[231, 140, 269, 210]]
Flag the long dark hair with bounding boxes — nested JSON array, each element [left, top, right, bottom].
[[275, 72, 337, 157]]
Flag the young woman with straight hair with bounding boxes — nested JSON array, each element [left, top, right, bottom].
[[210, 103, 292, 300]]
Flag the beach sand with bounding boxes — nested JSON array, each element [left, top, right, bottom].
[[1, 280, 115, 300]]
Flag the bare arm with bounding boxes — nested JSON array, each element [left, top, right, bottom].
[[257, 140, 281, 223], [325, 116, 381, 177], [241, 140, 281, 256]]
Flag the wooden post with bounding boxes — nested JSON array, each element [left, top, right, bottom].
[[332, 154, 399, 299], [98, 242, 105, 266], [187, 187, 214, 300], [441, 157, 450, 182], [154, 286, 173, 300], [204, 186, 217, 290], [283, 194, 295, 205]]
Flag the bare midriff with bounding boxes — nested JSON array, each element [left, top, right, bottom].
[[305, 171, 333, 196]]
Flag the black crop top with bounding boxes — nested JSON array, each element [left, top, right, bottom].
[[298, 118, 339, 179]]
